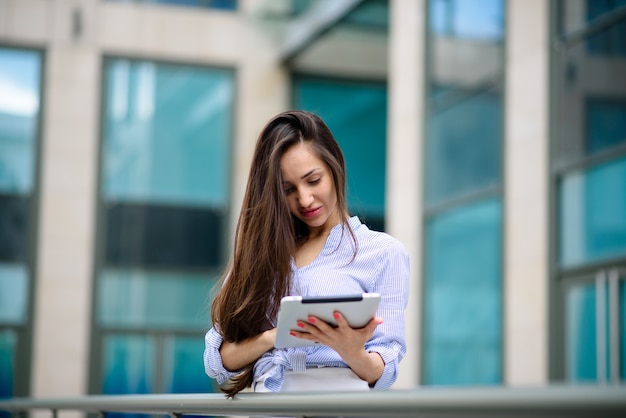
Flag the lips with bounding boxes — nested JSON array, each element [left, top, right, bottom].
[[300, 207, 322, 218]]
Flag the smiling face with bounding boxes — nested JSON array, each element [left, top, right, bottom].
[[280, 142, 340, 234]]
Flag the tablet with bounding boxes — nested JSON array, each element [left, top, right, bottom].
[[274, 293, 381, 348]]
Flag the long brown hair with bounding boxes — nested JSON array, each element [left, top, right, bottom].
[[210, 110, 354, 396]]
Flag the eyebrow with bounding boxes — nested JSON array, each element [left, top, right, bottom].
[[300, 168, 320, 179], [282, 168, 322, 186]]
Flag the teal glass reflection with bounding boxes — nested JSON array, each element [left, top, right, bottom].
[[107, 0, 236, 10], [98, 270, 215, 330], [586, 0, 626, 56], [0, 330, 16, 398], [103, 59, 233, 206], [425, 90, 501, 206], [0, 47, 41, 194], [293, 77, 387, 227], [102, 334, 154, 394], [559, 156, 626, 267], [162, 336, 216, 393], [565, 282, 601, 381], [430, 0, 504, 39], [424, 197, 502, 385], [0, 264, 28, 324], [587, 99, 626, 153]]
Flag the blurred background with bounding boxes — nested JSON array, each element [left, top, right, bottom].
[[0, 0, 625, 400]]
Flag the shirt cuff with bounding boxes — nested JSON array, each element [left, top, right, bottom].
[[204, 327, 241, 385], [366, 341, 403, 389]]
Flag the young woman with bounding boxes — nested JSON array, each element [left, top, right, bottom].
[[204, 110, 409, 397]]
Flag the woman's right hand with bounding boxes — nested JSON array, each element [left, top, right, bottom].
[[220, 328, 276, 371]]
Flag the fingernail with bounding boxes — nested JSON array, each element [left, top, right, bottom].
[[333, 312, 340, 319], [297, 321, 305, 328], [290, 331, 296, 336], [308, 317, 316, 323]]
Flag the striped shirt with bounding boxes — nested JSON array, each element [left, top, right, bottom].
[[204, 216, 410, 392]]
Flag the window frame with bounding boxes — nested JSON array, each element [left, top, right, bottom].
[[0, 44, 45, 397], [549, 0, 626, 382], [89, 54, 236, 395]]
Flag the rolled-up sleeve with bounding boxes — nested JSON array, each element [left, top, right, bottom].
[[204, 327, 240, 384], [366, 237, 410, 389]]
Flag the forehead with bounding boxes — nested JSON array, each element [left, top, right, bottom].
[[279, 143, 325, 178]]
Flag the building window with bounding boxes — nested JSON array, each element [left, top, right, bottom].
[[292, 75, 388, 232], [553, 0, 626, 384], [422, 0, 505, 385], [92, 57, 234, 395], [106, 0, 237, 11], [586, 0, 626, 57], [0, 46, 42, 398]]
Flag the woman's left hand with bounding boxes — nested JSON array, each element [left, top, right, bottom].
[[290, 312, 385, 385]]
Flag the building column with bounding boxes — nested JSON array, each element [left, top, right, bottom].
[[387, 0, 425, 388], [504, 0, 550, 386], [31, 0, 100, 399]]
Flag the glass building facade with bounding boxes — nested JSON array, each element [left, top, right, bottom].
[[0, 46, 42, 398], [422, 0, 505, 385], [92, 58, 234, 394], [553, 0, 626, 384]]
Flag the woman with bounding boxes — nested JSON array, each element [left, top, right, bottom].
[[204, 110, 409, 397]]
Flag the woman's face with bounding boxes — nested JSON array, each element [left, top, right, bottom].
[[280, 142, 340, 233]]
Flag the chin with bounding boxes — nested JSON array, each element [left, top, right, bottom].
[[302, 217, 327, 228]]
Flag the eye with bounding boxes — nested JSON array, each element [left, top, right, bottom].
[[284, 185, 296, 195], [308, 178, 321, 185]]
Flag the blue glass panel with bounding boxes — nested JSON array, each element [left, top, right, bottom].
[[424, 197, 502, 385], [559, 156, 626, 267], [565, 282, 599, 381], [293, 77, 387, 225], [104, 203, 224, 269], [107, 0, 236, 10], [586, 0, 626, 56], [98, 270, 215, 330], [102, 334, 154, 394], [425, 91, 501, 206], [429, 0, 504, 40], [0, 195, 29, 263], [0, 47, 41, 194], [587, 99, 626, 153], [0, 264, 28, 324], [162, 336, 216, 393], [0, 330, 16, 398], [103, 59, 233, 206]]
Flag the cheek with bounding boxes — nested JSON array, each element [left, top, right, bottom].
[[286, 195, 299, 215]]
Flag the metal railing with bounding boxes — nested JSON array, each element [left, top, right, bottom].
[[2, 385, 626, 418]]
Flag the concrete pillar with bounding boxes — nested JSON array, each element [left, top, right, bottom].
[[30, 0, 100, 402], [504, 0, 550, 386], [387, 0, 425, 388]]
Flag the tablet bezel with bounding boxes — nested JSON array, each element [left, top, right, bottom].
[[274, 293, 381, 348]]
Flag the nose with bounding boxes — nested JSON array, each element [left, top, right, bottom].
[[297, 189, 314, 207]]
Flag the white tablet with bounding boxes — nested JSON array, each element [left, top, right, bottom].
[[274, 293, 381, 348]]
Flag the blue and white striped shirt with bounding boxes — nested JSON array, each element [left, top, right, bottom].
[[204, 216, 410, 392]]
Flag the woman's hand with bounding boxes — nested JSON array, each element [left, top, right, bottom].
[[220, 328, 276, 371], [289, 312, 385, 385]]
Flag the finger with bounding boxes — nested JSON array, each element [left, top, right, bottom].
[[332, 311, 349, 328], [307, 316, 333, 331], [289, 329, 317, 342], [364, 317, 383, 332]]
